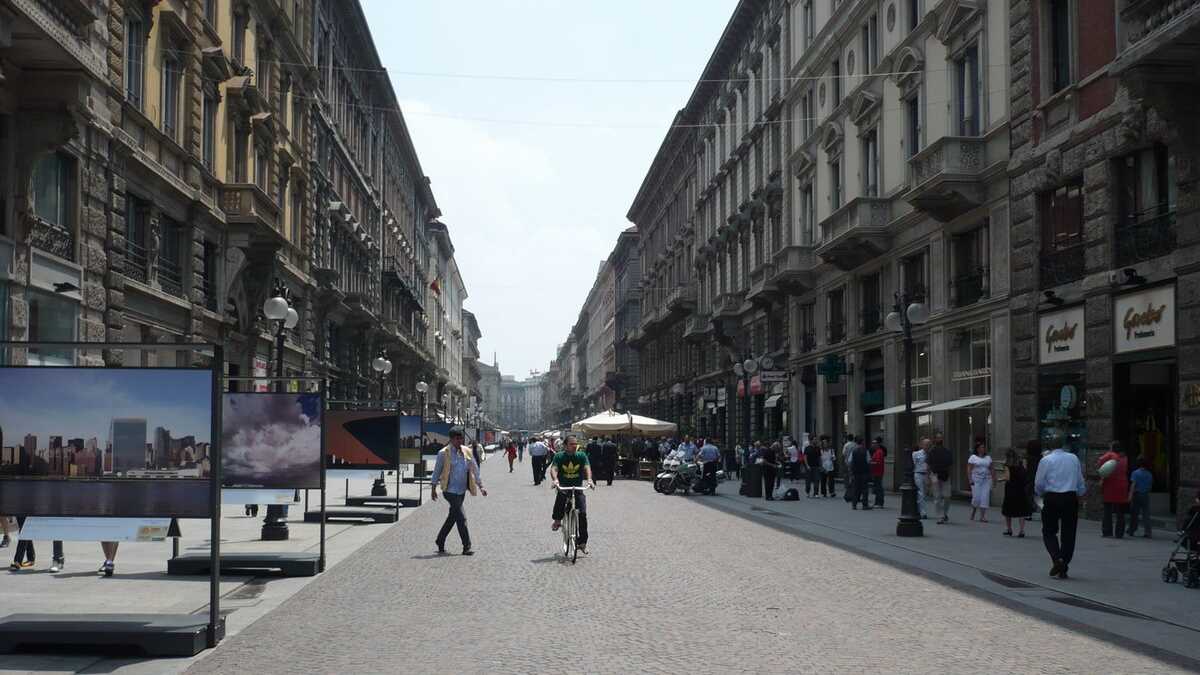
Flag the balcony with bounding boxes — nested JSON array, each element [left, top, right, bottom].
[[683, 313, 714, 342], [1111, 0, 1200, 77], [665, 284, 696, 316], [770, 245, 819, 295], [712, 290, 746, 319], [158, 257, 184, 299], [905, 136, 988, 222], [745, 263, 779, 307], [952, 267, 989, 307], [815, 197, 892, 271], [1116, 208, 1176, 267], [221, 184, 282, 245], [224, 75, 269, 116], [798, 331, 817, 354], [1039, 244, 1086, 290], [124, 240, 149, 284]]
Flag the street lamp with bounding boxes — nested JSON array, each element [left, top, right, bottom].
[[370, 351, 393, 496], [416, 380, 428, 504], [261, 280, 299, 541], [885, 292, 930, 538]]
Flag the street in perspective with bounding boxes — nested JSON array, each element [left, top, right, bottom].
[[1, 0, 1200, 673]]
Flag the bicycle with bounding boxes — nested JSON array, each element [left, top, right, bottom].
[[555, 486, 588, 564]]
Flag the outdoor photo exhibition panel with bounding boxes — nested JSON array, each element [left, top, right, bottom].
[[0, 341, 224, 655]]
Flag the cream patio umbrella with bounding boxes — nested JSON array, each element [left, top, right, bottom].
[[571, 410, 678, 437]]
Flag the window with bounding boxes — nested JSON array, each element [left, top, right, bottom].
[[902, 249, 928, 302], [803, 1, 815, 48], [292, 97, 304, 142], [201, 240, 219, 311], [125, 12, 146, 108], [159, 218, 183, 298], [828, 288, 845, 343], [955, 45, 981, 136], [800, 183, 815, 243], [290, 185, 303, 245], [280, 76, 291, 131], [1048, 0, 1072, 94], [860, 272, 881, 334], [905, 339, 931, 403], [255, 143, 269, 191], [162, 52, 182, 142], [831, 59, 842, 103], [202, 92, 217, 171], [31, 153, 74, 230], [953, 324, 992, 397], [234, 126, 249, 182], [28, 291, 75, 366], [1040, 180, 1083, 252], [862, 15, 879, 75], [204, 0, 217, 26], [862, 129, 879, 196], [124, 196, 149, 283], [801, 89, 815, 140], [1116, 146, 1177, 265], [232, 10, 247, 65], [256, 42, 271, 95], [909, 0, 921, 32], [830, 158, 842, 210], [799, 304, 816, 352], [951, 225, 989, 307], [905, 96, 921, 158]]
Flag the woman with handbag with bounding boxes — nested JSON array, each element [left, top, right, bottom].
[[1001, 449, 1031, 537]]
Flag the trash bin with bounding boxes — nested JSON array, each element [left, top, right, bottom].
[[741, 463, 762, 498]]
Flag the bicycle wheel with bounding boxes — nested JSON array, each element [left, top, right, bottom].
[[568, 510, 579, 564], [561, 509, 572, 557]]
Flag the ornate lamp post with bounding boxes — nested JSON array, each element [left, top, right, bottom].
[[732, 353, 760, 447], [369, 350, 393, 496], [262, 280, 299, 541], [885, 292, 930, 537], [416, 380, 428, 504]]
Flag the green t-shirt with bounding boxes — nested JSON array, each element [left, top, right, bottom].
[[552, 450, 590, 487]]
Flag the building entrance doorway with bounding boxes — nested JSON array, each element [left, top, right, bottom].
[[1115, 359, 1177, 514]]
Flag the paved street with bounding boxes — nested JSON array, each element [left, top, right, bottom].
[[186, 461, 1193, 674]]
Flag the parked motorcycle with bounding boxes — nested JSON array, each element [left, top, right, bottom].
[[656, 456, 719, 496]]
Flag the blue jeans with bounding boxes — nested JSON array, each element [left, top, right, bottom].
[[1129, 492, 1152, 536]]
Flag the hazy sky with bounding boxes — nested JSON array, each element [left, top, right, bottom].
[[362, 0, 738, 379], [0, 368, 213, 446]]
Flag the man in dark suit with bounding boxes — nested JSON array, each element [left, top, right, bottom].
[[600, 436, 619, 485]]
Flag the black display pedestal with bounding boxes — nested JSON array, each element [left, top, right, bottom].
[[345, 495, 419, 508], [168, 551, 321, 577], [304, 505, 398, 524], [740, 464, 762, 498], [0, 614, 225, 657]]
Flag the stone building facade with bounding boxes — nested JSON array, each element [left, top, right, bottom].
[[1009, 0, 1195, 519], [0, 1, 472, 412]]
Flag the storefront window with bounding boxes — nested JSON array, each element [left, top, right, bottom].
[[1038, 371, 1087, 458], [903, 339, 931, 403], [28, 291, 76, 366], [953, 324, 992, 396]]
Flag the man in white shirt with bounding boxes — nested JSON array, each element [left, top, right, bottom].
[[911, 437, 931, 519], [1034, 431, 1087, 580], [785, 438, 801, 482], [528, 437, 551, 486]]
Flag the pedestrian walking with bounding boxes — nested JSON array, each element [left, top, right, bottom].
[[0, 515, 12, 548], [1128, 459, 1154, 538], [430, 427, 487, 555], [1034, 431, 1086, 579], [928, 435, 954, 524], [820, 437, 837, 498], [870, 437, 886, 508], [912, 437, 930, 519], [1098, 441, 1130, 539], [968, 441, 994, 522], [505, 441, 518, 472], [785, 438, 801, 483], [851, 439, 872, 510], [757, 442, 781, 501], [529, 436, 551, 485], [600, 436, 618, 486], [518, 440, 525, 463], [1001, 449, 1031, 537]]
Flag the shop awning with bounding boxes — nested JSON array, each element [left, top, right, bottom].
[[866, 402, 932, 416], [764, 395, 783, 408], [920, 395, 992, 412]]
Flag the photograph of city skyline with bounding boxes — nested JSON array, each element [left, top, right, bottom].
[[0, 367, 215, 516]]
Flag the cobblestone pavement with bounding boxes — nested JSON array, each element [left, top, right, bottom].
[[187, 459, 1189, 674]]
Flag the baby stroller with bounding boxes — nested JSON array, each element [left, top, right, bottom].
[[1161, 509, 1200, 588]]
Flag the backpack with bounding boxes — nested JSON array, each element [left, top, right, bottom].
[[782, 488, 800, 501]]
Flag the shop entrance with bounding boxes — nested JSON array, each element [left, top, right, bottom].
[[1115, 359, 1177, 514]]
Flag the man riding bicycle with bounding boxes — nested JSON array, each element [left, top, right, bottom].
[[550, 435, 596, 554]]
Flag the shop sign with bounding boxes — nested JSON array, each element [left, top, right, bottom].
[[1115, 285, 1175, 354], [760, 370, 788, 383], [1186, 384, 1200, 410], [252, 356, 270, 392], [1039, 306, 1085, 364]]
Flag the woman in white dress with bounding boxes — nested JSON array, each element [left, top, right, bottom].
[[968, 441, 994, 523]]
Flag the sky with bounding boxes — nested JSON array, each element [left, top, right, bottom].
[[362, 0, 739, 379], [0, 368, 213, 447]]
